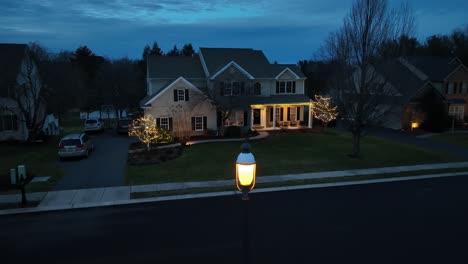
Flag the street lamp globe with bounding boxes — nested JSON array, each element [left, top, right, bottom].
[[236, 142, 256, 200]]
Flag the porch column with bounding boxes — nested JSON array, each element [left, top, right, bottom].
[[273, 105, 276, 128], [250, 108, 253, 130], [308, 103, 313, 128]]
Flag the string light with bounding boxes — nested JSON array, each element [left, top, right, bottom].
[[313, 95, 339, 129], [129, 114, 173, 150]]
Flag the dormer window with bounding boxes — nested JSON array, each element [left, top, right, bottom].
[[276, 81, 296, 94]]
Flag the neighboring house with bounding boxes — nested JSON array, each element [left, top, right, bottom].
[[0, 44, 45, 141], [372, 59, 445, 130], [140, 48, 311, 137], [400, 56, 468, 121]]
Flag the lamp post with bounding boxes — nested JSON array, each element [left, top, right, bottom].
[[236, 141, 256, 264]]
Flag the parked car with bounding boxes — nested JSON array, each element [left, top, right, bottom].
[[116, 118, 132, 134], [84, 118, 104, 132], [58, 133, 94, 159]]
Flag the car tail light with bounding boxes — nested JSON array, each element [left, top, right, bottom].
[[58, 146, 64, 150]]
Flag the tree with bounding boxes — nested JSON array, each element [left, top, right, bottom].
[[313, 95, 338, 131], [142, 44, 151, 60], [323, 0, 415, 157], [1, 44, 51, 142], [166, 45, 180, 56], [151, 42, 163, 56], [129, 114, 173, 150], [182, 43, 195, 57]]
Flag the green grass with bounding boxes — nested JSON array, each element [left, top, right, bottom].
[[431, 133, 468, 148], [127, 130, 464, 186], [0, 137, 63, 193], [0, 201, 40, 210], [130, 167, 468, 199]]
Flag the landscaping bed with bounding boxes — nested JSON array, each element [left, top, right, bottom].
[[127, 143, 183, 165]]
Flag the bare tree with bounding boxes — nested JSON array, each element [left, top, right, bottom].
[[323, 0, 415, 157], [1, 44, 50, 142]]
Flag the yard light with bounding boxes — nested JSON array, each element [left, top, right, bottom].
[[236, 142, 256, 200], [411, 122, 419, 131]]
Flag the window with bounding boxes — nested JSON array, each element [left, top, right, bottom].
[[224, 111, 244, 126], [289, 107, 297, 121], [0, 115, 18, 131], [194, 116, 203, 131], [254, 82, 261, 95], [156, 117, 172, 131], [445, 83, 449, 94], [449, 105, 464, 120], [178, 89, 185, 101], [276, 81, 296, 94], [459, 82, 463, 94], [160, 117, 169, 130], [174, 89, 189, 102], [222, 81, 243, 96]]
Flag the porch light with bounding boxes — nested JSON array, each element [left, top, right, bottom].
[[411, 122, 419, 130], [236, 142, 256, 200]]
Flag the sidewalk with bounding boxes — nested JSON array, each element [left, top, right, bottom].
[[2, 161, 468, 215]]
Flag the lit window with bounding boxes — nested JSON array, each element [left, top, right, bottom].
[[290, 107, 297, 121], [449, 105, 464, 120], [224, 111, 244, 126]]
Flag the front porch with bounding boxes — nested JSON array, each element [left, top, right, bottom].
[[250, 103, 313, 130]]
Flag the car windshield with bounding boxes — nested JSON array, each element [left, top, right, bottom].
[[60, 139, 81, 146], [86, 119, 97, 124]]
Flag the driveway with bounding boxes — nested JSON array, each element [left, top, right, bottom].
[[53, 130, 135, 190]]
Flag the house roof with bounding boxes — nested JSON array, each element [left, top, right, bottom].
[[377, 59, 429, 99], [140, 77, 205, 107], [147, 54, 206, 79], [0, 44, 27, 96], [404, 56, 461, 81], [199, 48, 305, 79]]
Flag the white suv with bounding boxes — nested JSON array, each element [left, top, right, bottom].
[[84, 118, 104, 132], [58, 133, 94, 159]]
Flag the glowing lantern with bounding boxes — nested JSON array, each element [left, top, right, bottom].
[[411, 122, 419, 131], [236, 142, 256, 200]]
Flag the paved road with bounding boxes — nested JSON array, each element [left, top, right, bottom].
[[1, 176, 468, 263], [53, 130, 135, 190]]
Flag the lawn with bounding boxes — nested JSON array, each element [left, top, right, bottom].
[[0, 137, 63, 193], [127, 130, 464, 186], [431, 133, 468, 148]]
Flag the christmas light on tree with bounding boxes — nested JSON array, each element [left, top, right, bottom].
[[313, 95, 339, 131], [129, 114, 173, 150]]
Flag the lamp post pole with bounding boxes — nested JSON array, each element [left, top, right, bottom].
[[236, 141, 256, 264]]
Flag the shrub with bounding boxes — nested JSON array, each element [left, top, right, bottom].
[[224, 126, 242, 138]]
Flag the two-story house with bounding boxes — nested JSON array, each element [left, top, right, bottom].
[[400, 56, 468, 121], [140, 48, 311, 137]]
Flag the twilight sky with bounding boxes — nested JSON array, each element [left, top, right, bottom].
[[1, 0, 467, 63]]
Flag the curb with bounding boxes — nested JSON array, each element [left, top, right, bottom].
[[1, 171, 468, 216]]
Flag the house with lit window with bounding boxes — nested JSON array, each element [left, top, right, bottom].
[[140, 48, 311, 137], [0, 44, 45, 141], [400, 56, 468, 121]]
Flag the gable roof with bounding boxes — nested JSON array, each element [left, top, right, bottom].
[[375, 59, 435, 102], [147, 54, 205, 79], [404, 56, 461, 81], [199, 48, 270, 78], [273, 65, 302, 79], [209, 61, 255, 80], [140, 77, 204, 107], [0, 44, 28, 96]]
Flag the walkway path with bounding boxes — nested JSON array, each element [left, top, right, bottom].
[[186, 131, 269, 145], [2, 161, 468, 214]]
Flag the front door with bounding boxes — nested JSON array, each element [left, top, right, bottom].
[[253, 109, 261, 125]]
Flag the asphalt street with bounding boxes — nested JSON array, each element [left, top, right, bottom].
[[53, 130, 135, 190], [1, 176, 468, 263]]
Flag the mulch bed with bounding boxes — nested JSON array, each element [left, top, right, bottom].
[[127, 145, 183, 165]]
